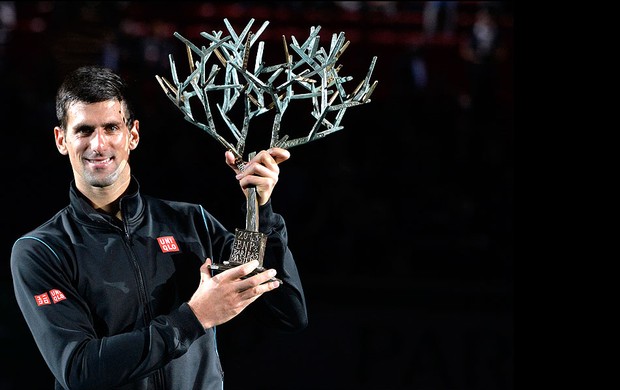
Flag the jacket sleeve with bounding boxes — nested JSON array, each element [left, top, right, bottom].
[[254, 200, 308, 331], [10, 236, 207, 390]]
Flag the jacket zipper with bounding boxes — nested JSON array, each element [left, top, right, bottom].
[[120, 208, 165, 389]]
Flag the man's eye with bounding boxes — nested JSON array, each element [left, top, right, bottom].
[[76, 128, 94, 136]]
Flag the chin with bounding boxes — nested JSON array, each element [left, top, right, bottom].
[[85, 170, 121, 188]]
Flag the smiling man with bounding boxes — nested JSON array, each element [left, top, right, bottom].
[[55, 97, 139, 214], [10, 65, 307, 390]]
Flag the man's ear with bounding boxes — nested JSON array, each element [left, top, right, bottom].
[[54, 127, 68, 155], [129, 120, 140, 151]]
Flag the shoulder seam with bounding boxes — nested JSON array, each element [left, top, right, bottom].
[[13, 236, 62, 263]]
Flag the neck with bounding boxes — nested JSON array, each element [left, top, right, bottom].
[[76, 174, 132, 220]]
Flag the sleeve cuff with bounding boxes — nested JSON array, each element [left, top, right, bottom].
[[169, 302, 207, 340], [258, 199, 282, 233]]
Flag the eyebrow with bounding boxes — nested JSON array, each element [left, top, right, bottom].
[[72, 121, 124, 132]]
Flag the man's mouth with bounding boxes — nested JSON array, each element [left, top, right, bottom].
[[85, 157, 113, 168]]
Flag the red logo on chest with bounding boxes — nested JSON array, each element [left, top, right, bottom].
[[157, 236, 180, 253]]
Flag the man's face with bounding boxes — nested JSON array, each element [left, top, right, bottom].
[[54, 100, 139, 189]]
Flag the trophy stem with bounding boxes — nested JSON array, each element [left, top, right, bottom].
[[239, 151, 260, 232], [246, 186, 259, 232]]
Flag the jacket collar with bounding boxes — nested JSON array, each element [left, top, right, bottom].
[[68, 176, 145, 228]]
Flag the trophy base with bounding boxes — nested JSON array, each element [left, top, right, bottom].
[[208, 262, 282, 284], [207, 228, 281, 283]]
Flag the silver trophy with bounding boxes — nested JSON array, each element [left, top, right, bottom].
[[156, 18, 377, 280]]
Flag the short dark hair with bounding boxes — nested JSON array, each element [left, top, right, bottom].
[[55, 66, 135, 129]]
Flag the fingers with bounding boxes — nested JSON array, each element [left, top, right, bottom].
[[225, 148, 290, 174], [225, 148, 290, 205], [268, 147, 290, 164], [225, 260, 261, 280], [253, 148, 289, 170], [212, 259, 280, 292], [237, 268, 281, 300], [191, 259, 280, 328], [235, 151, 279, 186]]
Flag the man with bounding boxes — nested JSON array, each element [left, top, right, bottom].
[[10, 65, 307, 389]]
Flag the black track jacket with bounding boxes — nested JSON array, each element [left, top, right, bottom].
[[10, 177, 307, 390]]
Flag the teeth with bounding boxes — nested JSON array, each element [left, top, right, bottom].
[[88, 157, 111, 164]]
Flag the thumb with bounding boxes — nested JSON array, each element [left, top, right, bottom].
[[225, 150, 242, 173], [200, 258, 213, 284]]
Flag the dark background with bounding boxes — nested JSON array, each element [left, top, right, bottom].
[[0, 2, 513, 389]]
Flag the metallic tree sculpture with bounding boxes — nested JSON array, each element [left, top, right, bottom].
[[156, 18, 378, 277]]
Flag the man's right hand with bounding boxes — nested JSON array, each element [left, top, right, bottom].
[[187, 258, 280, 329]]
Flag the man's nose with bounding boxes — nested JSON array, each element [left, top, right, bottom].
[[90, 129, 108, 152]]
